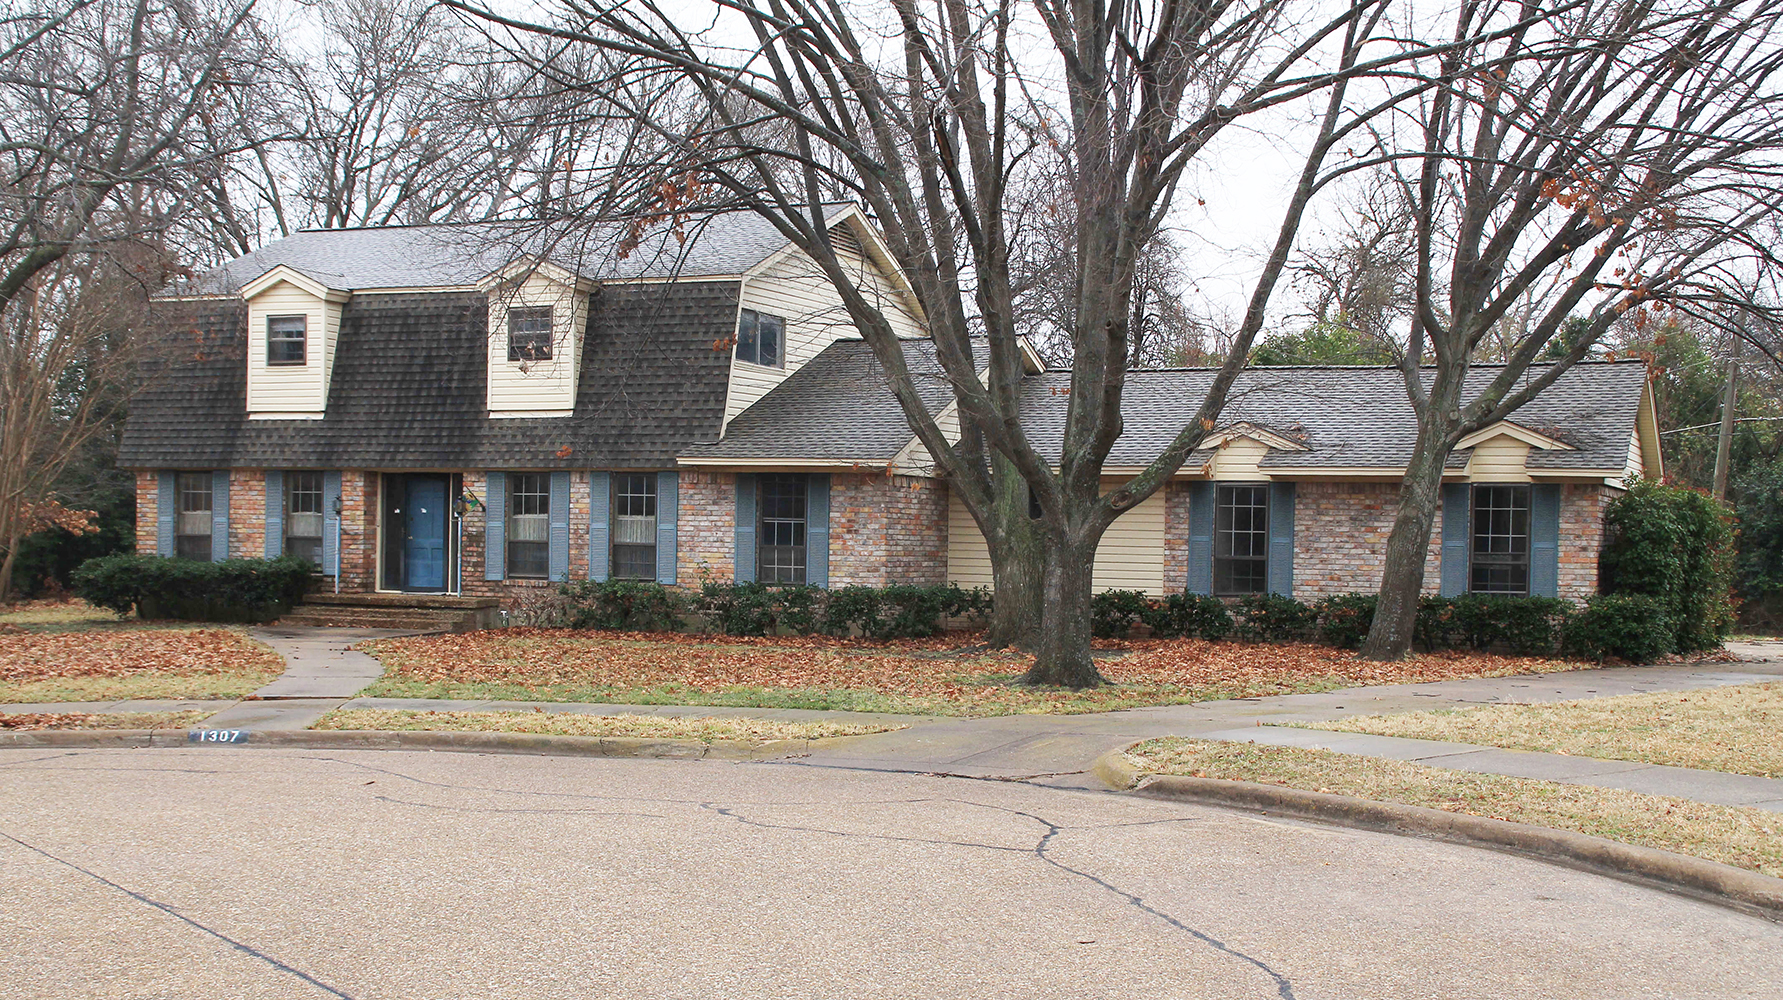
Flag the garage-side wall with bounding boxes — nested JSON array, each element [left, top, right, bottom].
[[831, 473, 947, 587]]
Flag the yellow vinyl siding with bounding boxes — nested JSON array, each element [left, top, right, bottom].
[[246, 280, 338, 414], [1465, 435, 1533, 481], [1209, 437, 1269, 480], [726, 243, 925, 424], [1624, 429, 1644, 482], [946, 484, 1167, 595], [487, 272, 585, 414]]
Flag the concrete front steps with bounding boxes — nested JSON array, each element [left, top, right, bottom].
[[279, 593, 501, 632]]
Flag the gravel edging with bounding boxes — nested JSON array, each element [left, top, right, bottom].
[[0, 728, 841, 760], [1093, 746, 1783, 923]]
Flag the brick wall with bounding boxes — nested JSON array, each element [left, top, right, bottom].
[[135, 471, 158, 555], [677, 470, 736, 586], [228, 470, 265, 558], [1558, 483, 1613, 601], [1162, 482, 1192, 593], [830, 473, 948, 587], [1291, 481, 1443, 600]]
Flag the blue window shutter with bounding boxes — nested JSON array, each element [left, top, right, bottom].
[[484, 472, 506, 581], [1529, 484, 1562, 598], [1440, 483, 1470, 597], [322, 470, 342, 577], [806, 474, 830, 588], [1267, 481, 1295, 597], [1186, 482, 1215, 595], [548, 471, 571, 582], [264, 470, 284, 558], [156, 471, 175, 556], [211, 471, 230, 562], [734, 473, 757, 583], [656, 471, 679, 586], [589, 471, 611, 582]]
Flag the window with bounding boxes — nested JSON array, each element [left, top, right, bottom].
[[1213, 484, 1269, 595], [735, 309, 784, 367], [1471, 484, 1530, 594], [507, 473, 550, 578], [285, 471, 324, 566], [176, 472, 213, 561], [508, 307, 553, 362], [267, 315, 306, 365], [758, 473, 807, 584], [612, 474, 658, 580]]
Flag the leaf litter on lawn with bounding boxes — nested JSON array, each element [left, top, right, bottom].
[[363, 629, 1582, 717]]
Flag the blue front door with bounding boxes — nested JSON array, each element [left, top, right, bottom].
[[404, 477, 447, 591]]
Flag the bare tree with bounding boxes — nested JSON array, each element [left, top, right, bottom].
[[0, 0, 272, 599], [448, 0, 1472, 684], [1357, 0, 1783, 660]]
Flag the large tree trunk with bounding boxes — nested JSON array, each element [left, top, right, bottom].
[[1022, 533, 1106, 687], [1358, 435, 1452, 661], [984, 454, 1045, 650]]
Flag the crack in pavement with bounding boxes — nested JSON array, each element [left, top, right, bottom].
[[0, 828, 356, 999], [701, 795, 1298, 999], [369, 794, 666, 818]]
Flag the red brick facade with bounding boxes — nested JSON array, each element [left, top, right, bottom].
[[129, 465, 1616, 608], [1290, 481, 1446, 600], [830, 473, 948, 587]]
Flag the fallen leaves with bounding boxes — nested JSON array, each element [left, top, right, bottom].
[[361, 629, 1580, 717], [0, 710, 209, 731], [0, 627, 284, 702], [314, 709, 902, 743]]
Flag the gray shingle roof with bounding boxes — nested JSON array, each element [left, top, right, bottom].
[[689, 346, 1649, 474], [681, 339, 985, 463], [118, 282, 739, 469], [163, 207, 855, 296]]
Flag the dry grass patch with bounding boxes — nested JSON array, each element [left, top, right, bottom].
[[0, 710, 211, 731], [1125, 737, 1783, 878], [0, 599, 125, 632], [314, 708, 902, 744], [1311, 682, 1783, 778], [0, 625, 284, 703], [360, 629, 1582, 718]]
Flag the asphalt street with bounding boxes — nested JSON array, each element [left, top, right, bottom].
[[1, 747, 1778, 999]]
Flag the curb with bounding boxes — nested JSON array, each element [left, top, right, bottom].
[[0, 729, 834, 761], [1093, 745, 1783, 923]]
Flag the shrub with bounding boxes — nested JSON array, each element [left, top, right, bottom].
[[693, 581, 778, 636], [1315, 594, 1377, 649], [1142, 593, 1232, 641], [867, 584, 962, 639], [772, 584, 826, 635], [822, 585, 882, 636], [1091, 590, 1151, 638], [558, 580, 683, 632], [1446, 594, 1572, 655], [1413, 596, 1459, 651], [1563, 595, 1675, 663], [71, 554, 315, 622], [1233, 593, 1315, 641], [1602, 479, 1736, 653]]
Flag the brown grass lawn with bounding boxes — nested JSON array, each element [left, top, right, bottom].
[[0, 710, 212, 731], [0, 600, 284, 703], [1310, 682, 1783, 778], [315, 708, 903, 743], [361, 629, 1585, 717], [1125, 738, 1783, 878]]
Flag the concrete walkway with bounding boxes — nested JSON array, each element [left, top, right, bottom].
[[195, 625, 415, 731]]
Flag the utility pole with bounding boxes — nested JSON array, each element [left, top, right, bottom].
[[1713, 330, 1739, 500]]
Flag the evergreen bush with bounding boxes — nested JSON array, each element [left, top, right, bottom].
[[1233, 593, 1315, 641], [1562, 595, 1675, 663], [1090, 589, 1151, 638], [1141, 593, 1232, 641], [1602, 479, 1735, 652], [71, 554, 314, 622], [558, 580, 684, 632], [1314, 594, 1377, 649]]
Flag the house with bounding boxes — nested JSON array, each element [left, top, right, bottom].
[[120, 207, 1661, 609]]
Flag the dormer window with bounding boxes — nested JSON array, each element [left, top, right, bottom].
[[736, 309, 783, 368], [508, 306, 553, 361], [267, 315, 307, 366]]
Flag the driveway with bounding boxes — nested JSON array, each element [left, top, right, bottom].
[[1, 748, 1777, 999]]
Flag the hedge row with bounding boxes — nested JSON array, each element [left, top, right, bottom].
[[71, 554, 316, 623], [556, 580, 992, 639], [1091, 589, 1676, 663]]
